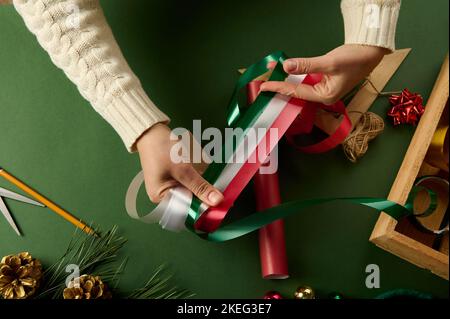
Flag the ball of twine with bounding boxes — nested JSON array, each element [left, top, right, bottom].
[[343, 112, 385, 163]]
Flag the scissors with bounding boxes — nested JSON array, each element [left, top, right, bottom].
[[0, 186, 45, 236]]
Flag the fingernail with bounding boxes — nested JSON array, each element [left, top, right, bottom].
[[267, 61, 277, 69], [208, 191, 223, 205], [284, 60, 296, 72]]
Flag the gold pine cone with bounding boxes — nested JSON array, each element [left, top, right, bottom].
[[0, 252, 43, 299], [63, 275, 112, 299]]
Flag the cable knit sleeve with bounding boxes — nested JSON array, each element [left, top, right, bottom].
[[341, 0, 401, 51], [12, 0, 170, 152]]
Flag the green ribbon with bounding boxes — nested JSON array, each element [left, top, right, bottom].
[[226, 51, 287, 127], [205, 197, 413, 242], [184, 52, 433, 242], [186, 52, 289, 232]]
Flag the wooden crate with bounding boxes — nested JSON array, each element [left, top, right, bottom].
[[370, 54, 449, 280]]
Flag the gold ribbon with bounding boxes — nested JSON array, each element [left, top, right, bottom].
[[426, 125, 449, 172]]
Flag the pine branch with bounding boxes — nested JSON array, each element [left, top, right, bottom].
[[127, 265, 195, 299], [34, 225, 193, 299], [36, 225, 126, 299]]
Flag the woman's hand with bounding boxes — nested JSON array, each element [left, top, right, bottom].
[[136, 123, 224, 205], [260, 44, 389, 104]]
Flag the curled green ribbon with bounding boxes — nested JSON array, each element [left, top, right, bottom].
[[205, 188, 435, 242], [182, 52, 437, 242]]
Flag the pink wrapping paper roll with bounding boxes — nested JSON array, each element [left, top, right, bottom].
[[248, 81, 289, 279]]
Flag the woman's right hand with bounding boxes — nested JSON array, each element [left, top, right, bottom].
[[136, 123, 224, 206]]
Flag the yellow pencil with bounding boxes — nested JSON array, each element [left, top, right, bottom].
[[0, 167, 97, 236]]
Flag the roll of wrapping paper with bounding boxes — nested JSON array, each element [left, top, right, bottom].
[[247, 81, 289, 279]]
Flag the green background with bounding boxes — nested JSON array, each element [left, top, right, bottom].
[[0, 0, 448, 299]]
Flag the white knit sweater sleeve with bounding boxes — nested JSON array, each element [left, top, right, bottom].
[[12, 0, 170, 152], [341, 0, 401, 51]]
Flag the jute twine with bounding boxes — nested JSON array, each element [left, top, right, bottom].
[[342, 111, 385, 163]]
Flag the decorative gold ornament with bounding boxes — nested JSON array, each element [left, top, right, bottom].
[[294, 286, 315, 299], [63, 274, 112, 299], [0, 252, 42, 299]]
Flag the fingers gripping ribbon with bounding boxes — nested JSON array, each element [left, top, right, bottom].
[[125, 52, 420, 242]]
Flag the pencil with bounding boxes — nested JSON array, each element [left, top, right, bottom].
[[0, 167, 97, 236]]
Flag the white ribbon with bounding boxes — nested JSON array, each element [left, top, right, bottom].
[[125, 171, 194, 232], [125, 74, 306, 232]]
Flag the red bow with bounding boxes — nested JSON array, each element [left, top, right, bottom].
[[387, 89, 425, 125]]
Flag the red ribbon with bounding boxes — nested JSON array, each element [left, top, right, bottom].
[[285, 74, 352, 153], [195, 74, 352, 233]]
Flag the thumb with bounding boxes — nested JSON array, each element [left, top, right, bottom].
[[283, 56, 334, 75], [173, 165, 224, 206]]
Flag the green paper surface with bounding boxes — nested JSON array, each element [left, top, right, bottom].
[[0, 0, 448, 298]]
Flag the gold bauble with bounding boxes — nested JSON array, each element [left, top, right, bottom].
[[0, 252, 43, 299], [294, 286, 315, 299], [63, 274, 112, 299]]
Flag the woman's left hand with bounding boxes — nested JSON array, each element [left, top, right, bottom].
[[260, 44, 389, 105]]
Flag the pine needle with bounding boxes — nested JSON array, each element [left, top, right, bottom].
[[127, 265, 195, 299], [34, 225, 192, 299]]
